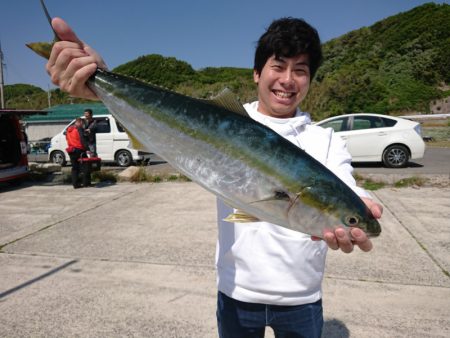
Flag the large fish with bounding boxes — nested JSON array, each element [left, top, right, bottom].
[[27, 1, 381, 238]]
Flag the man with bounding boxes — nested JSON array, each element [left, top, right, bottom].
[[46, 16, 382, 337], [83, 108, 97, 156], [66, 117, 88, 188]]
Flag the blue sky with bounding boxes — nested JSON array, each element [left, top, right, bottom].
[[1, 0, 448, 90]]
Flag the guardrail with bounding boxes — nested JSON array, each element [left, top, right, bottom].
[[399, 113, 450, 121]]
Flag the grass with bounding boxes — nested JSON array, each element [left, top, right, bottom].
[[354, 173, 431, 190], [129, 166, 191, 183], [362, 179, 386, 191], [92, 170, 117, 183], [67, 169, 431, 190], [393, 176, 428, 188], [41, 163, 436, 190], [422, 123, 450, 148], [354, 173, 385, 191]]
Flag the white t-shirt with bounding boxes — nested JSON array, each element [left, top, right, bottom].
[[215, 101, 370, 306]]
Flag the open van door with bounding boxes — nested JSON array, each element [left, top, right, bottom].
[[0, 109, 47, 183]]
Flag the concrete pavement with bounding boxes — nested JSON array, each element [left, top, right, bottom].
[[1, 182, 449, 337]]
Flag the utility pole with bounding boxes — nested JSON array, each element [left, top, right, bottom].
[[0, 41, 5, 109], [47, 84, 51, 107]]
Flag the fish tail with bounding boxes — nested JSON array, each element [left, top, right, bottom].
[[26, 0, 59, 59]]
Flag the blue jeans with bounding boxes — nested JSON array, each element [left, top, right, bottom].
[[217, 291, 323, 338]]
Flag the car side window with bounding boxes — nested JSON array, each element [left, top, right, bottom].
[[320, 118, 348, 132], [95, 118, 111, 133], [382, 117, 397, 127], [352, 116, 384, 130]]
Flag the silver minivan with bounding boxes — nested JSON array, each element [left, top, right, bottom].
[[48, 114, 151, 167]]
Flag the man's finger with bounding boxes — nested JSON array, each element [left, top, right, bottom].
[[335, 228, 353, 253], [361, 197, 383, 219], [323, 231, 339, 250], [350, 228, 373, 252]]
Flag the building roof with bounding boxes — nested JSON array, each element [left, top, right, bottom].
[[23, 103, 109, 123], [0, 109, 48, 117]]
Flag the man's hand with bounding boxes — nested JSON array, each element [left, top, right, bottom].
[[312, 197, 383, 253], [46, 17, 107, 100]]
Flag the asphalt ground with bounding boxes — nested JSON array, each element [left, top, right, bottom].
[[28, 147, 450, 176], [1, 181, 449, 337]]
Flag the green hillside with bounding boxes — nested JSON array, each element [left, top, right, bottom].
[[113, 58, 256, 102], [5, 2, 449, 120], [302, 2, 450, 119], [4, 84, 92, 109]]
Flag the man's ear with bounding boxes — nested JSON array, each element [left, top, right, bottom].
[[253, 70, 260, 84]]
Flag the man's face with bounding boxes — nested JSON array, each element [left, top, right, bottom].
[[253, 54, 310, 118], [84, 112, 92, 120]]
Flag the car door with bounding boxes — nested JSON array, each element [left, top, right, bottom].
[[341, 115, 388, 161], [94, 117, 113, 161]]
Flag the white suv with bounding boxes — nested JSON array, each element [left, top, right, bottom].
[[48, 114, 151, 167]]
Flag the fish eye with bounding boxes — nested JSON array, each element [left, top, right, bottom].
[[345, 216, 359, 226]]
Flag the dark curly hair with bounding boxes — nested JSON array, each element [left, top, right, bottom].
[[254, 17, 323, 81]]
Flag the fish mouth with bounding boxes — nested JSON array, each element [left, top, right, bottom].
[[363, 220, 382, 237]]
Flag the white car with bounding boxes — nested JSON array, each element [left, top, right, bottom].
[[48, 114, 151, 167], [315, 113, 425, 168]]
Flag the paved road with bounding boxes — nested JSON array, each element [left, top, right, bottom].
[[111, 147, 450, 177], [30, 147, 449, 176], [353, 147, 450, 175], [1, 182, 449, 337]]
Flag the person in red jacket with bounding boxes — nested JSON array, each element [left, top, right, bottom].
[[66, 117, 89, 188]]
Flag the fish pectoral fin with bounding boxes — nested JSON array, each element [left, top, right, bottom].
[[204, 88, 249, 118], [223, 210, 260, 223]]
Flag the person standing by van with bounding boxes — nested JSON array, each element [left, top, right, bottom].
[[66, 117, 88, 188], [83, 108, 97, 156]]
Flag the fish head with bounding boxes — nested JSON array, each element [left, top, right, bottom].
[[337, 208, 381, 237], [286, 186, 381, 238]]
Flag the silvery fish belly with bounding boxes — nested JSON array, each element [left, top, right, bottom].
[[88, 70, 381, 238]]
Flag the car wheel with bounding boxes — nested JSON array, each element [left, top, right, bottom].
[[115, 150, 132, 167], [50, 150, 66, 166], [382, 145, 409, 168]]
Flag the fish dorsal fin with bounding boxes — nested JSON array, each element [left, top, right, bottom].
[[204, 88, 249, 117]]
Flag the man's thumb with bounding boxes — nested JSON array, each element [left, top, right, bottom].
[[52, 17, 82, 44]]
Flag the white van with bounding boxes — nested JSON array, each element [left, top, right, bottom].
[[48, 114, 151, 167]]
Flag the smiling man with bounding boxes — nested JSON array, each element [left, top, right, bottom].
[[254, 54, 311, 118], [46, 16, 382, 338], [215, 18, 382, 338]]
